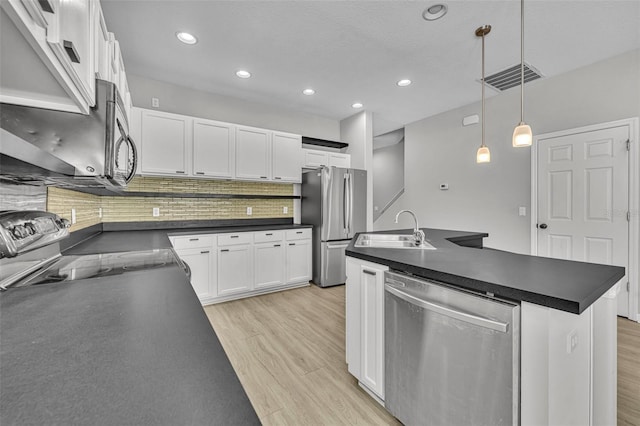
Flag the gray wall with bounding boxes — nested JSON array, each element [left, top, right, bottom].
[[373, 140, 404, 221], [128, 74, 341, 140], [341, 111, 374, 230], [376, 49, 640, 256]]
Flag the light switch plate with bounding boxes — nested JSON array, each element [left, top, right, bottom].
[[283, 206, 288, 214], [152, 207, 160, 217], [246, 207, 252, 216], [151, 97, 160, 108], [71, 208, 76, 224], [519, 206, 527, 216]]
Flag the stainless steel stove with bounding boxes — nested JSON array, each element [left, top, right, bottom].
[[0, 210, 188, 291]]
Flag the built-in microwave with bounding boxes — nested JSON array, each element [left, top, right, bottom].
[[0, 79, 137, 188]]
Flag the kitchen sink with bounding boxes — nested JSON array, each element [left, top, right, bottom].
[[354, 234, 436, 250]]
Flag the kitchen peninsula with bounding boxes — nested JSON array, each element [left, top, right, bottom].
[[346, 228, 625, 426]]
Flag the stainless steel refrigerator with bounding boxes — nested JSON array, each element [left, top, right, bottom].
[[301, 166, 367, 287]]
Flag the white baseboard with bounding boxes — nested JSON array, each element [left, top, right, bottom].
[[201, 281, 310, 306]]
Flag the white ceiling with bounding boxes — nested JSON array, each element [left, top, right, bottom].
[[102, 0, 640, 134]]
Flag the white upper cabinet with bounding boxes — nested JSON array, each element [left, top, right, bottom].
[[303, 148, 351, 169], [133, 107, 303, 183], [235, 126, 271, 181], [192, 119, 235, 178], [45, 0, 95, 107], [272, 132, 303, 183], [139, 109, 189, 176], [0, 0, 131, 116]]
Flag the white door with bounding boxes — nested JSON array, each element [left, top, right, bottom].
[[193, 119, 235, 178], [254, 242, 284, 289], [272, 132, 302, 182], [537, 125, 630, 316]]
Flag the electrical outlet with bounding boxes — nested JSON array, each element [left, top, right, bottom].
[[283, 206, 288, 214], [152, 207, 160, 217], [567, 330, 578, 353], [246, 207, 252, 216], [519, 206, 527, 216], [98, 207, 103, 218], [151, 97, 160, 108], [71, 208, 77, 224]]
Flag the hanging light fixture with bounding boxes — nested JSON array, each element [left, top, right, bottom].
[[512, 0, 533, 147], [476, 25, 491, 164]]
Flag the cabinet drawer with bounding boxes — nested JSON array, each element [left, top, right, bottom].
[[171, 235, 215, 249], [286, 228, 312, 241], [254, 230, 284, 243], [218, 232, 252, 246]]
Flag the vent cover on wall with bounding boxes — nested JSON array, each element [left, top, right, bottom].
[[483, 62, 543, 91]]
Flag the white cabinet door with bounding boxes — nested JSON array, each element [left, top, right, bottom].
[[46, 0, 95, 106], [140, 110, 189, 176], [176, 247, 215, 300], [93, 6, 110, 82], [304, 149, 328, 168], [235, 126, 270, 181], [217, 245, 253, 295], [345, 257, 388, 400], [285, 239, 311, 284], [272, 132, 302, 183], [254, 242, 285, 289], [328, 153, 351, 168], [193, 119, 235, 178]]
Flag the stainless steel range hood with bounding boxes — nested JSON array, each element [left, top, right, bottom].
[[0, 79, 136, 189]]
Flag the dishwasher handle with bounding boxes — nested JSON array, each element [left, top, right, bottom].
[[385, 283, 509, 333]]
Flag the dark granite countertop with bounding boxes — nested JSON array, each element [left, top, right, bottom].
[[65, 224, 312, 255], [0, 265, 259, 425], [0, 222, 313, 425], [346, 228, 625, 314]]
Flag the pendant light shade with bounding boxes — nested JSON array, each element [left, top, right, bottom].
[[476, 25, 491, 164], [477, 146, 491, 163], [512, 0, 533, 147], [513, 122, 533, 147]]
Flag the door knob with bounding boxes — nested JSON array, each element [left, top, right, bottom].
[[537, 223, 548, 229]]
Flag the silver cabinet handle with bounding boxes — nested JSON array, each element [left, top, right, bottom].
[[176, 170, 185, 174], [260, 176, 267, 179], [220, 249, 229, 252], [63, 40, 80, 63], [289, 243, 295, 246], [274, 176, 282, 180], [230, 235, 239, 238], [189, 238, 199, 241], [200, 250, 209, 254], [195, 172, 205, 175], [266, 233, 273, 236], [296, 231, 303, 234], [363, 269, 377, 276], [274, 244, 281, 247], [385, 284, 509, 333]]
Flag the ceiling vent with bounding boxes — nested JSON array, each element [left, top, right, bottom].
[[482, 62, 543, 91]]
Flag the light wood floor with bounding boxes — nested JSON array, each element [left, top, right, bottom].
[[618, 317, 640, 426], [205, 285, 640, 425]]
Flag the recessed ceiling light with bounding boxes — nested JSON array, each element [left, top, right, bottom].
[[352, 102, 363, 109], [302, 88, 315, 95], [236, 70, 251, 79], [176, 32, 197, 45], [397, 79, 412, 87], [422, 4, 448, 21]]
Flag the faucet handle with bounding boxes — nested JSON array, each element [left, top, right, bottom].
[[414, 229, 426, 245]]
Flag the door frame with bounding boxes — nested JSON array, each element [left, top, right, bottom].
[[530, 117, 639, 321]]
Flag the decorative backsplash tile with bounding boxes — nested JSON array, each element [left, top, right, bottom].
[[46, 178, 294, 232], [0, 183, 47, 211]]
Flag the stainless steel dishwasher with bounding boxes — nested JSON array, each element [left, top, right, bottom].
[[384, 271, 520, 426]]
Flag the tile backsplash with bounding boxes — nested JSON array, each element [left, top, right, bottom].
[[46, 177, 294, 232], [0, 183, 47, 211]]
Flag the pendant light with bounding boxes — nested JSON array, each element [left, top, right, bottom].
[[512, 0, 533, 147], [476, 25, 491, 164]]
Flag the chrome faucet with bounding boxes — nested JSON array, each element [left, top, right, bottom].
[[394, 210, 426, 246]]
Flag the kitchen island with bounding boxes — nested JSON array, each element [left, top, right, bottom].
[[345, 228, 625, 426]]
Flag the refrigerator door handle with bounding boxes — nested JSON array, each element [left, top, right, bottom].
[[347, 172, 353, 236], [343, 173, 349, 235]]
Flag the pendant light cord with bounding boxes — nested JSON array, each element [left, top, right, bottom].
[[481, 30, 486, 148], [520, 0, 525, 123]]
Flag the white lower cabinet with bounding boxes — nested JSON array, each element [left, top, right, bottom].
[[177, 248, 214, 300], [171, 228, 311, 305], [346, 257, 388, 401], [217, 244, 253, 296], [170, 235, 216, 302], [254, 242, 285, 289]]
